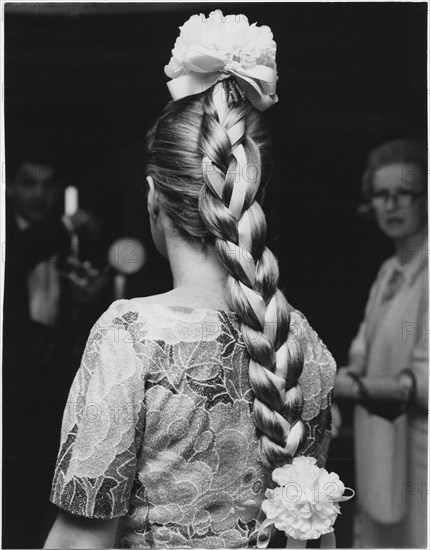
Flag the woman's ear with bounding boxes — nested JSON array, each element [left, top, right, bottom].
[[146, 176, 159, 219]]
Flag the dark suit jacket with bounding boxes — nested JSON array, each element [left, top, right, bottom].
[[2, 201, 113, 549], [3, 200, 73, 457], [3, 201, 71, 329]]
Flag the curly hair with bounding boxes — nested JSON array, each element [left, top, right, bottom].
[[146, 78, 305, 468]]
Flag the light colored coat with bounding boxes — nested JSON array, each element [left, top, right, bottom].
[[349, 245, 428, 548]]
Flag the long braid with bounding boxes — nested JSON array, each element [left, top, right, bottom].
[[198, 80, 305, 468], [146, 79, 306, 469]]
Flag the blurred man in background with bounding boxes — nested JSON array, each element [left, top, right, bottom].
[[3, 155, 112, 548]]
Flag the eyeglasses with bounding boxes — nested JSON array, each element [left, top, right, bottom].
[[370, 189, 425, 208]]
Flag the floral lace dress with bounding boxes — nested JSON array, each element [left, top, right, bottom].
[[50, 299, 336, 548]]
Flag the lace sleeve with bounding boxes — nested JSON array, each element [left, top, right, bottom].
[[290, 310, 337, 467], [50, 299, 147, 519]]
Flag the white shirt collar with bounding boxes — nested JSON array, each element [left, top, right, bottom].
[[391, 237, 428, 286]]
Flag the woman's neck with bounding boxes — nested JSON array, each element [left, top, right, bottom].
[[393, 226, 428, 265], [166, 234, 230, 307]]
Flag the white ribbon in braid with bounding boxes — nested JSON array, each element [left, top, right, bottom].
[[203, 83, 303, 458]]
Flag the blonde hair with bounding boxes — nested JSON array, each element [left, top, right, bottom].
[[146, 78, 304, 468]]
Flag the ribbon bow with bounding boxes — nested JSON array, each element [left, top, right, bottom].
[[167, 45, 278, 111]]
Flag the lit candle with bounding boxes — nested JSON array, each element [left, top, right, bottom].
[[65, 186, 79, 265], [65, 186, 79, 216], [108, 238, 147, 300], [114, 274, 126, 300]]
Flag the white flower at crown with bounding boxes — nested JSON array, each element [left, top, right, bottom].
[[164, 10, 279, 112], [165, 10, 277, 79], [257, 456, 355, 547]]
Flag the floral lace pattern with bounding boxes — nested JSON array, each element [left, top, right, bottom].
[[50, 299, 336, 548]]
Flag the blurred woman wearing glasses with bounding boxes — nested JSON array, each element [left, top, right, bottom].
[[334, 139, 428, 548]]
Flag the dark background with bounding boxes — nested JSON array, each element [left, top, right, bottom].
[[4, 2, 427, 547]]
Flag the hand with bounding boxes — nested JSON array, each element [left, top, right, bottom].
[[334, 369, 360, 401], [339, 364, 364, 377], [72, 267, 112, 306], [331, 402, 342, 438], [67, 209, 101, 242]]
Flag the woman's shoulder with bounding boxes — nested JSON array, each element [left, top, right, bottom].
[[97, 296, 242, 345], [289, 309, 335, 365], [289, 308, 337, 414], [374, 255, 398, 282]]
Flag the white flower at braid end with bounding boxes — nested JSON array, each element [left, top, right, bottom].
[[257, 456, 355, 548], [164, 10, 278, 111]]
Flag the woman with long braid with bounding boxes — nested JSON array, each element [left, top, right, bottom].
[[45, 11, 336, 548]]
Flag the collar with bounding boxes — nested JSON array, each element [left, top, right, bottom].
[[391, 238, 428, 286]]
